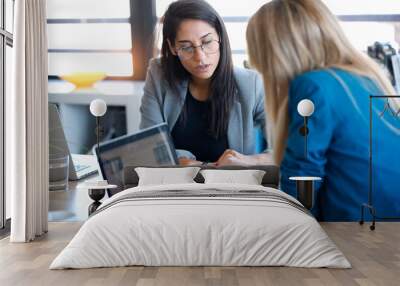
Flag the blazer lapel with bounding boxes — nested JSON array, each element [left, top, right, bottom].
[[163, 80, 188, 130], [228, 100, 243, 152], [163, 80, 243, 152]]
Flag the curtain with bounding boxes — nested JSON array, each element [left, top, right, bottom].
[[7, 0, 48, 242]]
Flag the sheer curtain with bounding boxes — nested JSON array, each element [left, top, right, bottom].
[[6, 0, 48, 242]]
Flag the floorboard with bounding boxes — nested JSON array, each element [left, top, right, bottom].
[[1, 222, 399, 286]]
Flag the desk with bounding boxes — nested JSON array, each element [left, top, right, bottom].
[[48, 79, 145, 134], [49, 174, 103, 222], [49, 153, 111, 221]]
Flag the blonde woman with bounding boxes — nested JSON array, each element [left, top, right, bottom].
[[246, 0, 400, 221]]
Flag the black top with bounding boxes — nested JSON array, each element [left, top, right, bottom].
[[171, 90, 228, 162]]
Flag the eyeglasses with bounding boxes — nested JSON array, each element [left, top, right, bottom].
[[176, 40, 220, 60]]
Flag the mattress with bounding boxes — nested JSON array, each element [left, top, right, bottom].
[[50, 183, 351, 269]]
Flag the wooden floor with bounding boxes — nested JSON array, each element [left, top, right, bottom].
[[0, 222, 399, 286]]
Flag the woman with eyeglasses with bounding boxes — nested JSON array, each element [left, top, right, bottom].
[[246, 0, 400, 221], [140, 0, 272, 166]]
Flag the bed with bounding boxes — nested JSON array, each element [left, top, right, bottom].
[[50, 165, 350, 269]]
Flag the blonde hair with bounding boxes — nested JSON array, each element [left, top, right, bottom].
[[246, 0, 396, 164]]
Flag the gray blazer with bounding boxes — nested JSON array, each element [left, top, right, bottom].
[[139, 58, 266, 159]]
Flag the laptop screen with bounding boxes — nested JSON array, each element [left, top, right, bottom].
[[94, 123, 178, 189]]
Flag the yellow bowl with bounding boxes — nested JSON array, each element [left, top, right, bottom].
[[60, 72, 106, 88]]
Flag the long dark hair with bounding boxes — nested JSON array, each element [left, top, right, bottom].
[[160, 0, 236, 139]]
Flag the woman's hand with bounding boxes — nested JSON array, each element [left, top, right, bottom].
[[178, 157, 203, 166], [216, 149, 250, 166], [216, 149, 274, 166]]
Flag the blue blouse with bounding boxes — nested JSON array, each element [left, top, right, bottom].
[[280, 68, 400, 221]]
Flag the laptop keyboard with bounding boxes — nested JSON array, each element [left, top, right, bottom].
[[75, 164, 89, 172]]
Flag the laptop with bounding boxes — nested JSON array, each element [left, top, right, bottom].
[[49, 103, 98, 180], [93, 123, 178, 191]]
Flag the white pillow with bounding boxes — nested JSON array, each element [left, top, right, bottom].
[[135, 167, 201, 186], [200, 169, 266, 185]]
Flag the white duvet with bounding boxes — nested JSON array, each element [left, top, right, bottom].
[[50, 183, 351, 269]]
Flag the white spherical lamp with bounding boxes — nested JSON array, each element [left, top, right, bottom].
[[90, 99, 107, 117], [89, 99, 107, 157], [297, 99, 314, 117], [297, 99, 315, 160]]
